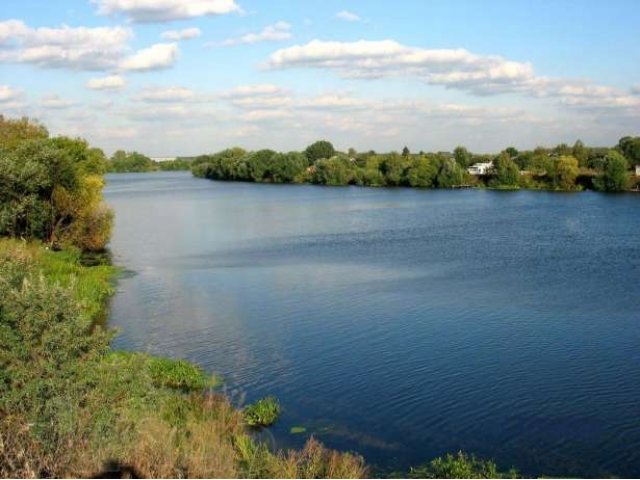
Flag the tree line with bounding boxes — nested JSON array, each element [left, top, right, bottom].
[[191, 138, 640, 192], [107, 150, 192, 172]]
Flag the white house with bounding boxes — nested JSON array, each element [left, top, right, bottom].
[[635, 164, 640, 176], [467, 162, 493, 175], [151, 156, 177, 162]]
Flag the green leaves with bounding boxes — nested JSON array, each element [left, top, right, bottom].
[[409, 451, 519, 479], [148, 357, 217, 391], [243, 396, 281, 427], [593, 150, 629, 192]]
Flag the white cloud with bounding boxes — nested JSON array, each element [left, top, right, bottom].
[[243, 109, 293, 122], [336, 10, 361, 22], [86, 74, 126, 90], [221, 21, 291, 46], [0, 19, 131, 70], [221, 84, 287, 98], [135, 86, 195, 102], [40, 94, 75, 109], [93, 0, 241, 22], [0, 85, 22, 102], [120, 43, 178, 71], [267, 39, 536, 95], [220, 84, 291, 108], [299, 93, 370, 111], [267, 39, 640, 115], [631, 85, 640, 95], [161, 27, 202, 41]]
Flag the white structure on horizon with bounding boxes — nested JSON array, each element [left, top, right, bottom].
[[635, 164, 640, 176], [467, 161, 493, 175], [151, 156, 177, 162]]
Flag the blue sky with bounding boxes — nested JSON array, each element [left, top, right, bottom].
[[0, 0, 638, 155]]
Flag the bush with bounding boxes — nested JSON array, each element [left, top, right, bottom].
[[243, 396, 281, 427], [409, 451, 518, 479], [148, 357, 217, 391]]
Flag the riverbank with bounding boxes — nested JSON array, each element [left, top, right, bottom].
[[0, 239, 367, 478], [0, 237, 524, 478]]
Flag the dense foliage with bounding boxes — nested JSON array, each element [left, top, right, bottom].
[[107, 150, 192, 172], [192, 137, 639, 192], [0, 116, 113, 251]]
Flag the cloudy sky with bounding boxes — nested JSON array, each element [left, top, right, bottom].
[[1, 0, 639, 155]]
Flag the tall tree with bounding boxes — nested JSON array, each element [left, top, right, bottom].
[[490, 152, 520, 187], [453, 146, 472, 168], [593, 150, 629, 192], [304, 140, 335, 164]]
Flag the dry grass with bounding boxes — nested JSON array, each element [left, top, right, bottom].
[[0, 239, 367, 479]]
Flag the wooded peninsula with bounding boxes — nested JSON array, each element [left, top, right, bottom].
[[106, 137, 640, 193]]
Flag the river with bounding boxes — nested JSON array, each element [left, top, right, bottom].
[[104, 171, 640, 477]]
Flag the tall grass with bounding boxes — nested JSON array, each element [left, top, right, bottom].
[[0, 239, 367, 478]]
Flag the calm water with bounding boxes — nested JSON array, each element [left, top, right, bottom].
[[104, 171, 640, 477]]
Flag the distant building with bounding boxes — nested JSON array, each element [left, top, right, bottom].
[[151, 156, 177, 162], [635, 164, 640, 176], [467, 162, 493, 175]]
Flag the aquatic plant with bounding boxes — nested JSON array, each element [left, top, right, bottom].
[[409, 451, 519, 479], [243, 396, 281, 427]]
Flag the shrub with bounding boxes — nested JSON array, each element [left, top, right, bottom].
[[409, 451, 518, 479], [243, 396, 281, 427], [148, 356, 217, 391]]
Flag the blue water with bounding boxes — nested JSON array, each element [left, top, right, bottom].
[[104, 171, 640, 477]]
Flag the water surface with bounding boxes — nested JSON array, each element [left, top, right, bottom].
[[105, 171, 640, 477]]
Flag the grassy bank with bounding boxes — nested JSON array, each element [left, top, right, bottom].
[[0, 238, 522, 478], [0, 239, 367, 478]]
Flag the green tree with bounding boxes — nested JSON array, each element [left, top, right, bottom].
[[108, 151, 155, 173], [572, 139, 588, 167], [304, 140, 335, 164], [402, 146, 410, 157], [504, 146, 519, 158], [593, 150, 629, 192], [380, 153, 406, 186], [312, 157, 354, 185], [0, 115, 48, 150], [490, 152, 520, 187], [406, 156, 437, 188], [554, 143, 571, 156], [0, 118, 113, 251], [246, 149, 275, 182], [617, 136, 640, 165], [547, 155, 579, 190], [453, 146, 472, 168], [435, 158, 467, 188], [266, 152, 308, 183]]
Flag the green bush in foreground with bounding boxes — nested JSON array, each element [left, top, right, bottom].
[[243, 395, 281, 427]]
